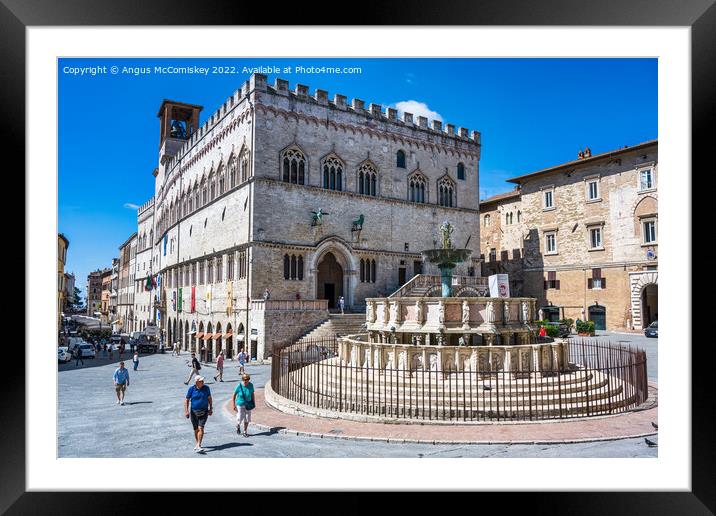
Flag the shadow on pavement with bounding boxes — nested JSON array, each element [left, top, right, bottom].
[[251, 427, 286, 437], [124, 401, 153, 405], [202, 442, 252, 452]]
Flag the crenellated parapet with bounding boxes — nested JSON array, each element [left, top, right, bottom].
[[161, 72, 482, 185]]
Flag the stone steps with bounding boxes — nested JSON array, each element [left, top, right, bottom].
[[298, 313, 366, 342]]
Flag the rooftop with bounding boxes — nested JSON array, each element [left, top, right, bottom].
[[506, 139, 657, 184], [479, 189, 521, 205]]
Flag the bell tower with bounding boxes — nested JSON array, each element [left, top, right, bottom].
[[157, 99, 203, 165]]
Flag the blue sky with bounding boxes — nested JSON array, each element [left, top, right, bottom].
[[59, 58, 657, 297]]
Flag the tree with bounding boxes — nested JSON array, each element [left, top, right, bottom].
[[68, 286, 84, 313]]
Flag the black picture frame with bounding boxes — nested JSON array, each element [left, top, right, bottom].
[[4, 0, 711, 511]]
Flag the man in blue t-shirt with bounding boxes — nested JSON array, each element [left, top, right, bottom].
[[113, 362, 130, 405], [184, 376, 212, 452]]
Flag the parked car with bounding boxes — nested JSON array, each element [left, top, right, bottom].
[[58, 347, 71, 363], [644, 321, 658, 338], [78, 343, 96, 358]]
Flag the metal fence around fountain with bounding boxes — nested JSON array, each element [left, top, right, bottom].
[[270, 337, 649, 422]]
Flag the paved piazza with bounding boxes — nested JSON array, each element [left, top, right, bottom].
[[58, 332, 657, 458]]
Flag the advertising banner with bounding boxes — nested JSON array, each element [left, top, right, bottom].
[[488, 274, 510, 298]]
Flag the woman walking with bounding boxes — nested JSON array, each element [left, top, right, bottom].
[[232, 374, 255, 438]]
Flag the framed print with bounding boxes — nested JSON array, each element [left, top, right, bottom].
[[5, 0, 713, 511]]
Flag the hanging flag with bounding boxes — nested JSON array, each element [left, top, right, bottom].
[[226, 281, 233, 316], [172, 290, 176, 311], [163, 235, 168, 256], [191, 286, 196, 313], [145, 275, 152, 291], [205, 284, 212, 313], [178, 287, 183, 312]]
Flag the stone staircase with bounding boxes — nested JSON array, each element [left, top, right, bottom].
[[299, 313, 366, 342]]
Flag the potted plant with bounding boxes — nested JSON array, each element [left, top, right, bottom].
[[576, 320, 595, 336]]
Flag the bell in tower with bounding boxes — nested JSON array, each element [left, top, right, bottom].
[[157, 99, 203, 164]]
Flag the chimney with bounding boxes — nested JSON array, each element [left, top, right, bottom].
[[577, 150, 585, 160]]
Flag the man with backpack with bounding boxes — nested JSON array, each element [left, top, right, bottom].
[[184, 352, 202, 385]]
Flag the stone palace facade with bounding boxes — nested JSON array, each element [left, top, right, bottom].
[[133, 73, 483, 360]]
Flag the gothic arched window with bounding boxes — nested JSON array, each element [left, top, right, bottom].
[[408, 172, 427, 203], [396, 150, 406, 169], [358, 162, 377, 196], [281, 147, 306, 185], [229, 156, 237, 188], [217, 164, 225, 195], [201, 178, 207, 206], [438, 176, 455, 207], [322, 155, 344, 191], [283, 254, 304, 280], [209, 171, 216, 200], [240, 147, 250, 183]]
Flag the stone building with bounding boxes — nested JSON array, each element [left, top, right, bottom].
[[134, 73, 483, 359], [86, 269, 105, 317], [63, 272, 75, 312], [100, 269, 112, 323], [108, 258, 119, 325], [480, 141, 658, 331], [116, 233, 137, 333], [58, 233, 69, 329], [133, 198, 155, 331], [478, 189, 525, 296]]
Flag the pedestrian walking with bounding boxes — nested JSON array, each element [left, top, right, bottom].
[[232, 374, 255, 437], [214, 351, 225, 382], [132, 351, 139, 371], [263, 288, 270, 301], [184, 376, 212, 452], [74, 346, 84, 367], [174, 342, 181, 357], [113, 361, 130, 405], [338, 295, 345, 314], [237, 348, 248, 375], [108, 343, 114, 360], [184, 352, 202, 385]]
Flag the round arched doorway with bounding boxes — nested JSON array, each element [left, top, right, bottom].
[[588, 304, 606, 331], [316, 252, 344, 310]]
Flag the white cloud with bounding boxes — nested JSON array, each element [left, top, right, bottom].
[[392, 100, 443, 122], [123, 203, 140, 210]]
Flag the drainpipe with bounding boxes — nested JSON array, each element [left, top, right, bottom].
[[246, 100, 255, 359]]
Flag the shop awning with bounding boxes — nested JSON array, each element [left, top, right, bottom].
[[202, 333, 212, 340], [195, 332, 204, 339], [224, 330, 233, 337], [236, 334, 245, 341], [212, 332, 222, 340], [111, 320, 121, 325]]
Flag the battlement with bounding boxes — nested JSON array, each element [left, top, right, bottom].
[[137, 196, 155, 217], [163, 73, 481, 179]]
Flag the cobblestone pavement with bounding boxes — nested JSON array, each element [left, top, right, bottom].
[[58, 334, 658, 458]]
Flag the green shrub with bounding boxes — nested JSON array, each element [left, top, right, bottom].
[[560, 318, 574, 331], [576, 320, 595, 334]]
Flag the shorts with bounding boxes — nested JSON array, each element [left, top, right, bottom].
[[236, 405, 252, 425], [190, 409, 208, 429], [115, 384, 126, 393]]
